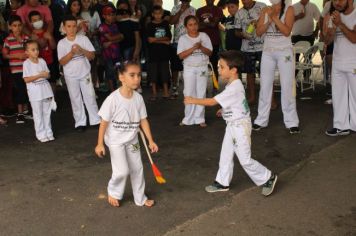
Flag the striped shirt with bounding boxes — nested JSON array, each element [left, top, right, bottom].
[[3, 33, 29, 74]]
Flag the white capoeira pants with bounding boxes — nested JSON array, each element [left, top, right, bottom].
[[331, 63, 356, 131], [215, 119, 271, 187], [65, 74, 100, 128], [30, 98, 53, 140], [254, 49, 299, 128], [107, 136, 147, 206], [182, 65, 208, 125]]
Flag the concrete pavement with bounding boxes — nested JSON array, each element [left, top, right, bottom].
[[165, 136, 356, 236]]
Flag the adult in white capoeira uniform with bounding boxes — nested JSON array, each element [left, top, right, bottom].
[[253, 0, 300, 134], [323, 0, 356, 136], [177, 15, 212, 127]]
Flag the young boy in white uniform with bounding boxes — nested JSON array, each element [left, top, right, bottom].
[[177, 15, 212, 127], [23, 40, 55, 142], [323, 0, 356, 136], [57, 15, 100, 132], [185, 50, 277, 196], [95, 61, 158, 207]]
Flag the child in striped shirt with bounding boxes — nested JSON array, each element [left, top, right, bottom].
[[2, 15, 29, 124]]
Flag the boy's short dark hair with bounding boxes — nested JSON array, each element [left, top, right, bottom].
[[8, 15, 22, 25], [184, 15, 198, 27], [226, 0, 239, 4], [152, 5, 163, 12], [219, 50, 244, 71], [24, 39, 39, 50], [62, 14, 77, 26], [28, 10, 41, 21]]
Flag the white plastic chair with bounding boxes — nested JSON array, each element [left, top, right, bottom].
[[294, 41, 311, 55], [295, 44, 319, 92]]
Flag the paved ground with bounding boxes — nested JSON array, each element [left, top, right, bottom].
[[165, 136, 356, 236], [0, 83, 354, 236]]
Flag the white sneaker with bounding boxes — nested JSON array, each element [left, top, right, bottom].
[[324, 99, 332, 105], [47, 136, 55, 141], [39, 138, 49, 143]]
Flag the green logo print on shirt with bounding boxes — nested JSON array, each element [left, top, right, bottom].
[[285, 55, 291, 62], [242, 98, 250, 114], [131, 142, 140, 153]]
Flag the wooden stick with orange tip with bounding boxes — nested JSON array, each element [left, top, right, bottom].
[[209, 62, 219, 90], [139, 129, 166, 184]]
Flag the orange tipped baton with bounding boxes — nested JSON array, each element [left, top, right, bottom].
[[209, 62, 219, 90], [139, 130, 166, 184]]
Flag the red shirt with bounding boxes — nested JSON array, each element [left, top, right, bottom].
[[35, 31, 53, 64], [3, 33, 29, 74], [196, 6, 224, 46]]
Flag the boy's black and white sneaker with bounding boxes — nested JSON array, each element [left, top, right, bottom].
[[205, 181, 229, 193], [289, 127, 300, 134], [262, 174, 278, 196], [325, 128, 350, 137], [252, 124, 263, 131], [16, 114, 25, 124]]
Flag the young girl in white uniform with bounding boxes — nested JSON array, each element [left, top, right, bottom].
[[185, 50, 277, 196], [253, 0, 300, 134], [58, 15, 100, 131], [23, 40, 55, 142], [177, 15, 212, 127], [95, 61, 158, 208]]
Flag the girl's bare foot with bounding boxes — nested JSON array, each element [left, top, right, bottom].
[[144, 199, 155, 207], [108, 195, 120, 207], [199, 123, 207, 128]]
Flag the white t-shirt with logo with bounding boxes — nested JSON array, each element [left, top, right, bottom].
[[171, 4, 196, 43], [333, 8, 356, 68], [214, 79, 250, 122], [292, 2, 320, 36], [177, 32, 212, 66], [98, 89, 147, 146], [57, 35, 95, 80], [235, 2, 266, 52], [23, 58, 54, 102]]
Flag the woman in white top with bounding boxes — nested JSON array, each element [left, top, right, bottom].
[[60, 0, 88, 36], [177, 15, 213, 127], [253, 0, 300, 134]]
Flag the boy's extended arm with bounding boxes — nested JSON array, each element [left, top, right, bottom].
[[95, 120, 109, 158], [184, 96, 218, 106], [140, 118, 158, 153]]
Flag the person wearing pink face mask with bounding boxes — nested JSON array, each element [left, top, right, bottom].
[[253, 0, 300, 135]]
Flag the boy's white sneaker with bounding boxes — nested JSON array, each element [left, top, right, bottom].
[[39, 138, 49, 143]]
